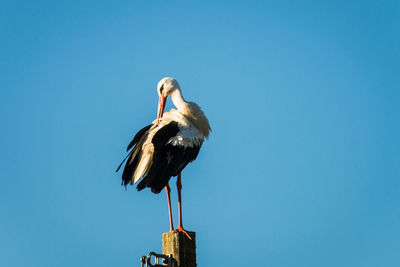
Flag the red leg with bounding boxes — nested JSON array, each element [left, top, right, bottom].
[[176, 173, 191, 239], [165, 183, 174, 232]]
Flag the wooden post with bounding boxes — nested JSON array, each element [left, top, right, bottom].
[[162, 230, 196, 267]]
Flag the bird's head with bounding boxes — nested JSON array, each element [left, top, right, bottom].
[[156, 77, 181, 123]]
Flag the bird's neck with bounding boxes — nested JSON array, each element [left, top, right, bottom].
[[171, 89, 189, 112]]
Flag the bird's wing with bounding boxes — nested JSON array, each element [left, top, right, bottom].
[[136, 121, 203, 193]]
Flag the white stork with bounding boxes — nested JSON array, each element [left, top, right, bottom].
[[116, 77, 211, 238]]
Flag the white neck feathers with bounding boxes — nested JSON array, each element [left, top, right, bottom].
[[171, 89, 188, 112]]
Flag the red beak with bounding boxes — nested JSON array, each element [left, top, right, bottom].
[[157, 95, 167, 124]]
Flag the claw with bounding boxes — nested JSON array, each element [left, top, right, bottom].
[[175, 226, 192, 240]]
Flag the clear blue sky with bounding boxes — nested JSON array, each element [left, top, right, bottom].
[[1, 1, 399, 266]]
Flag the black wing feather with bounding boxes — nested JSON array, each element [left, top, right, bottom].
[[127, 124, 152, 151], [116, 124, 152, 186]]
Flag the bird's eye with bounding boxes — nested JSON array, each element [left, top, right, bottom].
[[160, 84, 164, 94]]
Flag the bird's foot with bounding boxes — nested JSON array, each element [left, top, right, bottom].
[[175, 226, 192, 240]]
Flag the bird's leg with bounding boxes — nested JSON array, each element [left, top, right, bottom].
[[165, 183, 174, 232], [176, 173, 191, 239]]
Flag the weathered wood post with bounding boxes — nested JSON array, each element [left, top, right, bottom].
[[162, 230, 196, 267]]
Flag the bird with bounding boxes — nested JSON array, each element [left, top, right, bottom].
[[116, 77, 211, 238]]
